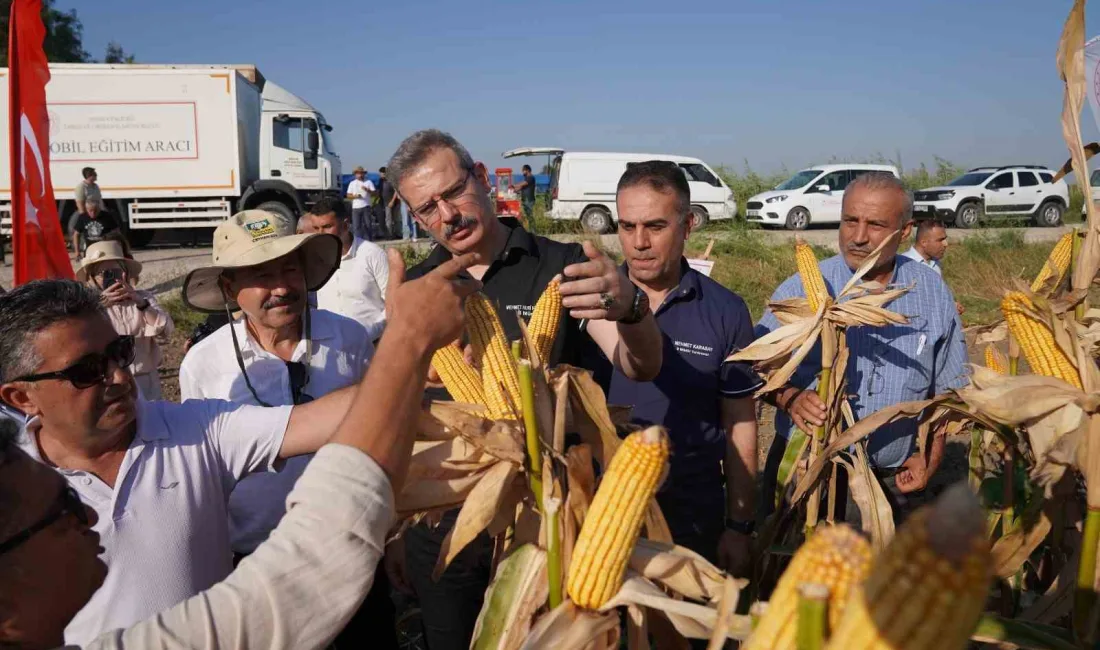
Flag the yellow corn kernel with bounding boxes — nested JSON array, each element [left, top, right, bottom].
[[431, 343, 485, 406], [1001, 292, 1082, 389], [527, 276, 562, 365], [1030, 232, 1073, 295], [566, 426, 669, 609], [466, 293, 523, 420], [796, 240, 829, 313], [825, 484, 991, 650], [983, 345, 1007, 376], [743, 525, 872, 650]]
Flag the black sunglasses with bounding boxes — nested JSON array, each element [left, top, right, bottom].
[[0, 485, 89, 556], [12, 336, 136, 389]]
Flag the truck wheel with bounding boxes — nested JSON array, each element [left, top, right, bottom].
[[256, 201, 297, 227], [690, 205, 709, 229], [954, 202, 980, 228], [1033, 201, 1064, 227], [784, 207, 810, 230], [581, 206, 613, 234]]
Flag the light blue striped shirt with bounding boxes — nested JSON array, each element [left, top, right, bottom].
[[757, 254, 968, 468]]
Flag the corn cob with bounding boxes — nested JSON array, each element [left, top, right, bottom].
[[743, 525, 871, 650], [824, 484, 990, 650], [566, 426, 669, 609], [526, 276, 562, 364], [1030, 232, 1073, 295], [983, 345, 1007, 376], [1000, 291, 1082, 389], [466, 293, 523, 420], [796, 240, 829, 313], [431, 343, 486, 405]]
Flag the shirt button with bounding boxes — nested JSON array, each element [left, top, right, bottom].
[[81, 477, 92, 486]]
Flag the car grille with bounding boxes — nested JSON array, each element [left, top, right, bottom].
[[747, 201, 763, 210], [913, 191, 940, 202]]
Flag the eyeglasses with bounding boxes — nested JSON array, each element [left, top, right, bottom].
[[0, 485, 89, 556], [407, 170, 476, 225], [12, 336, 136, 389]]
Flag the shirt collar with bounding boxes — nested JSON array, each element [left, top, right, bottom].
[[344, 236, 364, 261], [620, 257, 702, 310], [19, 399, 167, 466], [422, 218, 539, 269]]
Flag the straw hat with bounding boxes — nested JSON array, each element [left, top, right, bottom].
[[76, 241, 142, 283], [181, 209, 341, 313], [353, 165, 366, 174]]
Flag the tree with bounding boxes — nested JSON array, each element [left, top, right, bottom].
[[103, 41, 134, 64], [0, 0, 91, 66]]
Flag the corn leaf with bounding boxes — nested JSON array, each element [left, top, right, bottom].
[[628, 538, 733, 603], [434, 461, 522, 579], [519, 600, 619, 650], [833, 446, 895, 552], [471, 544, 549, 650], [398, 470, 488, 515]]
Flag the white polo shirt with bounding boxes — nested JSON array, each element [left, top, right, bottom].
[[316, 237, 389, 340], [901, 246, 942, 275], [178, 308, 373, 553], [18, 398, 293, 646], [347, 178, 375, 210]]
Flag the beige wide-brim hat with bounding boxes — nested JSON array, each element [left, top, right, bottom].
[[181, 209, 341, 313], [353, 166, 366, 174], [76, 241, 142, 283]]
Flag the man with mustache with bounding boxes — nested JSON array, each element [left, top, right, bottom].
[[757, 172, 967, 522], [385, 129, 664, 650], [178, 210, 396, 647]]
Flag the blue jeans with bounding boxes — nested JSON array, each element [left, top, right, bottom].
[[401, 203, 419, 240], [351, 207, 371, 240]]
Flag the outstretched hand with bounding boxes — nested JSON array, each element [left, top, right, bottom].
[[560, 240, 633, 321], [384, 248, 482, 353]]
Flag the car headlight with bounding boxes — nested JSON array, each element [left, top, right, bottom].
[[936, 191, 955, 201], [765, 195, 788, 203]]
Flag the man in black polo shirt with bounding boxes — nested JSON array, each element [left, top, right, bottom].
[[385, 129, 663, 650], [594, 161, 762, 576]]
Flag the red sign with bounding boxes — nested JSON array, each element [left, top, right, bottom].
[[9, 0, 73, 284]]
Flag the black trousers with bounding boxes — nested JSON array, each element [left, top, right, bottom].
[[404, 510, 494, 650]]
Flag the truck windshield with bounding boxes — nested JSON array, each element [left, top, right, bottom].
[[321, 125, 338, 155], [776, 170, 821, 191]]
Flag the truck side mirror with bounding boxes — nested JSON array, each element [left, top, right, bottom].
[[307, 131, 319, 153]]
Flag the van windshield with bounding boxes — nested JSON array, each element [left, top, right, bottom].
[[948, 172, 993, 187], [776, 170, 821, 191]]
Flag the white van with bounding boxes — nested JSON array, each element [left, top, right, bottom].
[[502, 148, 737, 233], [745, 164, 900, 230]]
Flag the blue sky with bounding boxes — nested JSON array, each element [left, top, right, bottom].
[[79, 0, 1099, 177]]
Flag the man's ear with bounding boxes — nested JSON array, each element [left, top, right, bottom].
[[901, 219, 914, 242], [473, 162, 491, 191], [1, 383, 37, 418]]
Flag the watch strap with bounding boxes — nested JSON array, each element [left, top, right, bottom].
[[619, 284, 648, 325], [725, 517, 755, 535]]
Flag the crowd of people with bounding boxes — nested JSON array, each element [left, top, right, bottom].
[[0, 129, 967, 649]]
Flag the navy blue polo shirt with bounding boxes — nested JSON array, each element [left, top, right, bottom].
[[596, 260, 761, 487]]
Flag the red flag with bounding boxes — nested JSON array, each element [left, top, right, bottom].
[[9, 0, 72, 285]]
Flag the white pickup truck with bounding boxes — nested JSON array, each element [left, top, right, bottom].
[[0, 63, 343, 246]]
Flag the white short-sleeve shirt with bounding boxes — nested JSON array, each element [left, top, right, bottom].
[[316, 237, 389, 340], [178, 308, 373, 553], [19, 398, 293, 646], [347, 178, 375, 210]]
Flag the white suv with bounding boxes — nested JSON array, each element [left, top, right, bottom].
[[745, 164, 900, 230], [912, 166, 1069, 228]]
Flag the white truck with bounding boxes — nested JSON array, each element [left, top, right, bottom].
[[0, 63, 343, 246]]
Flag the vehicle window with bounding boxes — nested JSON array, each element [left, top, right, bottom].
[[273, 117, 304, 151], [817, 170, 851, 192], [1017, 172, 1039, 187], [679, 163, 721, 187], [1091, 170, 1100, 186], [1040, 172, 1054, 184], [549, 156, 562, 192], [776, 170, 821, 191], [986, 173, 1014, 190], [948, 172, 993, 187]]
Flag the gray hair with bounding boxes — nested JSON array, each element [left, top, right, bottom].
[[0, 280, 105, 382], [845, 172, 913, 224], [386, 129, 476, 195]]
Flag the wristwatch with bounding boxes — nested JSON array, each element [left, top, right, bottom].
[[725, 517, 755, 535], [619, 284, 650, 325]]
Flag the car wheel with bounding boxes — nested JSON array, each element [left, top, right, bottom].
[[1034, 201, 1064, 227], [689, 205, 709, 229], [785, 207, 810, 231], [581, 206, 613, 233], [255, 200, 297, 227], [954, 202, 980, 228]]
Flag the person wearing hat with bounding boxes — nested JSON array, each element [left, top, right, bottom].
[[177, 209, 397, 647], [77, 240, 173, 400], [347, 165, 376, 240]]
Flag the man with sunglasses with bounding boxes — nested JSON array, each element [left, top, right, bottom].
[[0, 280, 376, 643], [0, 250, 481, 649], [178, 210, 395, 647], [385, 129, 664, 650]]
